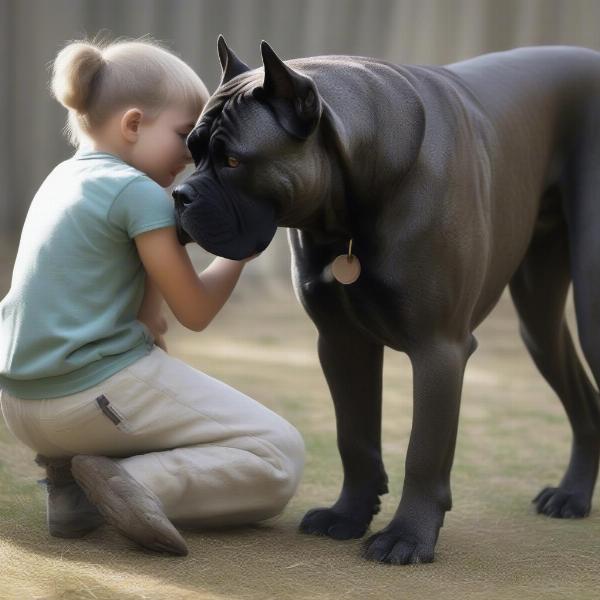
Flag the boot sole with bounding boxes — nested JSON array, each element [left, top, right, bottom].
[[71, 455, 188, 556]]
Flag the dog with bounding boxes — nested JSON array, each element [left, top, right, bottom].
[[173, 37, 600, 564]]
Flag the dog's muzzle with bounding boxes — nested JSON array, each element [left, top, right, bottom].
[[172, 182, 278, 260]]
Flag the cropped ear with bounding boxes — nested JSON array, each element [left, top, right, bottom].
[[217, 35, 250, 86], [257, 40, 322, 140]]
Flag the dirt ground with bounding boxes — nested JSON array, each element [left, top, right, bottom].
[[1, 246, 600, 599]]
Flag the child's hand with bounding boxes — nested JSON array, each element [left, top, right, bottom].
[[138, 312, 169, 352]]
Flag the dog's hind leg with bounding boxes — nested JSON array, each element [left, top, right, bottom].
[[509, 185, 600, 518], [560, 130, 600, 514]]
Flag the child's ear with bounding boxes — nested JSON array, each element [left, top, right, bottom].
[[121, 108, 143, 142]]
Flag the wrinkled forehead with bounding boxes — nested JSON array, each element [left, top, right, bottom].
[[188, 74, 285, 154], [197, 70, 263, 125], [212, 95, 277, 143], [189, 94, 270, 149]]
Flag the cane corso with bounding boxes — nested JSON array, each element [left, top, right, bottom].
[[173, 37, 600, 564]]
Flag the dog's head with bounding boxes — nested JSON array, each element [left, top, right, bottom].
[[173, 37, 328, 260]]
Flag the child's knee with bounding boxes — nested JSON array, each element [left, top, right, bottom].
[[277, 420, 305, 482], [261, 421, 305, 513]]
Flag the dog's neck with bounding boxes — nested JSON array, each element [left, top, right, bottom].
[[315, 155, 355, 242], [285, 122, 361, 246], [279, 89, 424, 249], [276, 136, 355, 245], [300, 84, 425, 246]]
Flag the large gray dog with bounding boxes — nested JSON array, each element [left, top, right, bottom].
[[173, 38, 600, 564]]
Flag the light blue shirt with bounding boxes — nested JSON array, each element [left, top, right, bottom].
[[0, 150, 176, 399]]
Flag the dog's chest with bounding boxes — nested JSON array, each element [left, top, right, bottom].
[[300, 269, 411, 350]]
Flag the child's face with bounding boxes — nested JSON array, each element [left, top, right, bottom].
[[131, 105, 199, 188]]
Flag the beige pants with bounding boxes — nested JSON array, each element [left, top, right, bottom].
[[0, 347, 305, 529]]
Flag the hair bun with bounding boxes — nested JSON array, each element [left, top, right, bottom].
[[51, 42, 105, 112]]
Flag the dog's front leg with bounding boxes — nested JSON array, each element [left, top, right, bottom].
[[299, 328, 387, 540], [363, 337, 471, 564]]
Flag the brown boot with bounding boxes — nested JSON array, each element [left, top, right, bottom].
[[71, 455, 188, 556], [35, 454, 104, 538]]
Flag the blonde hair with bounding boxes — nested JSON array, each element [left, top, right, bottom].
[[50, 35, 209, 147]]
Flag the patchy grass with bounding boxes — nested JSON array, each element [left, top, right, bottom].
[[1, 279, 600, 599]]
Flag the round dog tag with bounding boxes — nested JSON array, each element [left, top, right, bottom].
[[331, 253, 361, 284]]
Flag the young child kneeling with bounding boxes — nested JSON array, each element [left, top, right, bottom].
[[0, 37, 304, 556]]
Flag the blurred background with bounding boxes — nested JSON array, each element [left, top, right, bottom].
[[2, 0, 600, 287]]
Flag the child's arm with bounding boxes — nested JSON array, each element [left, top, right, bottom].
[[137, 275, 169, 351], [134, 227, 255, 332]]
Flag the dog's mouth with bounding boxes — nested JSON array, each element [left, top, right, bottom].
[[174, 205, 193, 245], [172, 181, 277, 259]]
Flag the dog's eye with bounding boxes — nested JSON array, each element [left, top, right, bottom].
[[226, 156, 240, 168]]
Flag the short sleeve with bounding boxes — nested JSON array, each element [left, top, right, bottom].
[[108, 176, 176, 238]]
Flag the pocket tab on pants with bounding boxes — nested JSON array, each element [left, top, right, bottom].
[[96, 394, 132, 433]]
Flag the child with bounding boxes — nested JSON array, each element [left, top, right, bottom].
[[0, 37, 305, 556]]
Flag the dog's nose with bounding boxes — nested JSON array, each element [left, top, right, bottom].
[[172, 183, 195, 208]]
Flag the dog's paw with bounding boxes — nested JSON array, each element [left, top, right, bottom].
[[362, 528, 435, 565], [299, 507, 369, 540], [533, 486, 590, 518]]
